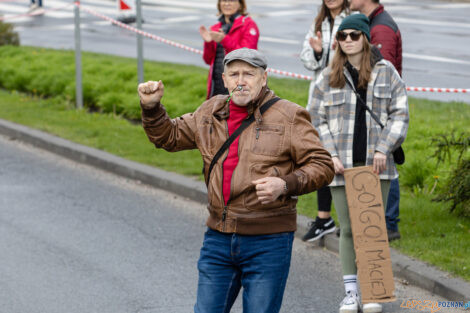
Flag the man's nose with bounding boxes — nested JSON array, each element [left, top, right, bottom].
[[236, 74, 246, 86]]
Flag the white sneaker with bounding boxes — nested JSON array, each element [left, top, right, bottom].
[[28, 3, 39, 12], [363, 302, 383, 313], [339, 291, 360, 313]]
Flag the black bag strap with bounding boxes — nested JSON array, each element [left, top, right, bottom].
[[345, 77, 405, 164], [345, 78, 385, 129], [205, 97, 281, 186]]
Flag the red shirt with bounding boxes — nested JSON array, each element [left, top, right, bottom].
[[223, 100, 248, 204]]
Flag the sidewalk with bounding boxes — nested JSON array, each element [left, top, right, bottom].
[[0, 117, 469, 303]]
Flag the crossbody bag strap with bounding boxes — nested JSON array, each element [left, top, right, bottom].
[[205, 97, 281, 186], [345, 79, 385, 129], [345, 78, 405, 164]]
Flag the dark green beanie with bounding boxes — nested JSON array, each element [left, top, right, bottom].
[[338, 14, 370, 41]]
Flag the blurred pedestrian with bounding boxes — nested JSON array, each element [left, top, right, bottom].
[[199, 0, 259, 98], [138, 48, 334, 313], [300, 0, 349, 243], [350, 0, 403, 241], [28, 0, 43, 12], [309, 14, 408, 313]]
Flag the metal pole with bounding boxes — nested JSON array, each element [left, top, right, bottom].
[[74, 1, 83, 109], [136, 0, 144, 84]]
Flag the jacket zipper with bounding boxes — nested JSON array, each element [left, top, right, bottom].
[[227, 122, 244, 206], [221, 119, 230, 232], [222, 112, 250, 231]]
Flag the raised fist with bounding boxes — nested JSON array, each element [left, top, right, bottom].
[[138, 80, 164, 110]]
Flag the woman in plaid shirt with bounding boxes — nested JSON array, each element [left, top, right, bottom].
[[309, 14, 409, 313]]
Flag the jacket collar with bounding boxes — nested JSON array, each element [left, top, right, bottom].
[[212, 85, 274, 123], [322, 10, 348, 28], [342, 54, 387, 91], [369, 4, 384, 21], [218, 12, 240, 25], [221, 15, 246, 33]]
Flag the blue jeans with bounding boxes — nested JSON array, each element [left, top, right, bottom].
[[195, 228, 294, 313], [386, 178, 400, 231]]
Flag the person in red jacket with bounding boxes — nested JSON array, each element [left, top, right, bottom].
[[199, 0, 259, 99]]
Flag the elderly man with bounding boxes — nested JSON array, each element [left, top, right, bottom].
[[138, 48, 334, 313]]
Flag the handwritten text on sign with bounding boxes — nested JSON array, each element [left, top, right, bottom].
[[344, 166, 395, 303]]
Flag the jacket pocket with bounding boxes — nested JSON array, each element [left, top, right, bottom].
[[251, 124, 285, 156], [324, 90, 346, 135], [373, 84, 392, 127], [198, 117, 214, 156]]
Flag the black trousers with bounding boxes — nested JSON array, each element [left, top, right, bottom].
[[317, 185, 332, 213]]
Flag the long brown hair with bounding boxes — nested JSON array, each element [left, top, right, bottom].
[[329, 34, 372, 89], [217, 0, 248, 16], [315, 0, 350, 33]]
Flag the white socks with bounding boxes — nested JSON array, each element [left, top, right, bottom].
[[343, 275, 358, 294]]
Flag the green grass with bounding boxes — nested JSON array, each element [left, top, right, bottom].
[[0, 45, 309, 121], [0, 46, 469, 281], [0, 90, 203, 177]]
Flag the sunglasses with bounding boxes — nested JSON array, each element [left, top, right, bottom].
[[336, 31, 363, 42]]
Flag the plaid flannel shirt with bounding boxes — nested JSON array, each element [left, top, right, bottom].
[[309, 59, 409, 186]]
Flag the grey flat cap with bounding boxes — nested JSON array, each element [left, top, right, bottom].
[[223, 48, 268, 70]]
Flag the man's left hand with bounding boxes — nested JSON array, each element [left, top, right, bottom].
[[252, 177, 287, 204], [373, 151, 387, 174]]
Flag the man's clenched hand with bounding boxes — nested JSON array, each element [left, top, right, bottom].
[[252, 177, 287, 204], [138, 80, 164, 110]]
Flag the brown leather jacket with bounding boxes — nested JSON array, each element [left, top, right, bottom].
[[142, 87, 334, 235]]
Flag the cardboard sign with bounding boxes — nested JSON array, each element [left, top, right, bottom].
[[344, 166, 396, 303]]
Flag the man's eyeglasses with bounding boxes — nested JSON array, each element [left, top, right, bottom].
[[336, 31, 363, 42], [221, 0, 238, 3]]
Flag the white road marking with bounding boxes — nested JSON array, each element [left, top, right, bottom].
[[262, 9, 312, 17], [424, 3, 470, 9], [386, 5, 423, 11], [404, 53, 470, 66], [395, 17, 470, 29], [42, 10, 74, 18], [0, 3, 27, 13], [159, 15, 202, 24], [260, 36, 300, 45], [138, 0, 213, 9]]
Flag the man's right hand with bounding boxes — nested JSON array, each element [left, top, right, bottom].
[[138, 80, 164, 110]]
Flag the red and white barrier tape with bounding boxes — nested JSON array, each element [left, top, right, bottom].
[[78, 4, 469, 94], [0, 2, 73, 21], [1, 1, 468, 94], [406, 87, 468, 93], [77, 2, 203, 55], [266, 68, 312, 81]]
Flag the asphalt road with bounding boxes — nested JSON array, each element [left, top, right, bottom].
[[1, 0, 470, 103], [0, 134, 466, 313]]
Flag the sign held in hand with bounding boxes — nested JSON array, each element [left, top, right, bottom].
[[344, 166, 396, 304]]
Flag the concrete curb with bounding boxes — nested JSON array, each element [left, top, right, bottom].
[[1, 118, 469, 302]]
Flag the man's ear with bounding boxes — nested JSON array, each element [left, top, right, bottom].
[[262, 71, 268, 87], [222, 73, 228, 89]]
